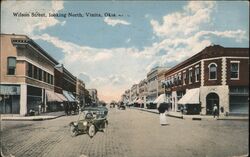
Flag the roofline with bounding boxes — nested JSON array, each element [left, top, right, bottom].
[[7, 34, 59, 65]]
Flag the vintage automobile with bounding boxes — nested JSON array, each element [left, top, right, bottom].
[[69, 106, 108, 137], [118, 103, 126, 110]]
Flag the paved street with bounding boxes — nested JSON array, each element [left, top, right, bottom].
[[1, 108, 248, 157]]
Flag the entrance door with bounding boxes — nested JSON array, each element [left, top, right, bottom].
[[206, 93, 219, 115]]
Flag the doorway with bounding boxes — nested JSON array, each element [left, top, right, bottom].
[[206, 93, 219, 115]]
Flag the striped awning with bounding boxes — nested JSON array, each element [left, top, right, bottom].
[[55, 93, 67, 101], [63, 90, 76, 102], [46, 90, 63, 102]]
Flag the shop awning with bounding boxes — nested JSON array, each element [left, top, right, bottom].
[[132, 97, 138, 103], [154, 94, 170, 104], [55, 93, 67, 101], [46, 90, 63, 102], [178, 88, 200, 105], [63, 90, 76, 102]]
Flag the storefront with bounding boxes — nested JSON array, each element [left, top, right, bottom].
[[27, 85, 42, 114], [229, 86, 249, 115], [178, 88, 201, 115], [0, 85, 20, 114]]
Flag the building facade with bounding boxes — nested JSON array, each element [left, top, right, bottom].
[[138, 79, 147, 108], [87, 89, 98, 104], [0, 34, 58, 115], [76, 79, 85, 107], [163, 45, 249, 115], [130, 84, 139, 104], [146, 67, 167, 104]]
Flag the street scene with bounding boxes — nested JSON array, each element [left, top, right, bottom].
[[1, 108, 248, 157], [0, 1, 249, 157]]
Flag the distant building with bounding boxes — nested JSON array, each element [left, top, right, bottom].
[[130, 84, 139, 106], [88, 89, 98, 104], [76, 79, 85, 107], [163, 45, 249, 115], [138, 79, 147, 108], [146, 67, 167, 106]]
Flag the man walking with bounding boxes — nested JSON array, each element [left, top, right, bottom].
[[213, 104, 218, 118]]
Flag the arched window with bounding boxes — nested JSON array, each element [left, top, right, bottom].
[[208, 63, 217, 80]]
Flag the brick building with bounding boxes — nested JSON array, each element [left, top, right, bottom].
[[0, 34, 60, 115], [163, 45, 249, 115]]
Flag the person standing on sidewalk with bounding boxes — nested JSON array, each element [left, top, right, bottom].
[[213, 104, 218, 118], [158, 103, 168, 126]]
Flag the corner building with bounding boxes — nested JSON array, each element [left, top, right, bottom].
[[0, 34, 58, 115], [163, 45, 249, 116]]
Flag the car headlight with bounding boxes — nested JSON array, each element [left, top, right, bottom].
[[83, 121, 88, 126]]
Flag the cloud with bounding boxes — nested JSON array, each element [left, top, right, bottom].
[[78, 73, 91, 84], [1, 1, 65, 35], [32, 34, 113, 63], [104, 17, 131, 26], [144, 1, 247, 70], [150, 1, 216, 37]]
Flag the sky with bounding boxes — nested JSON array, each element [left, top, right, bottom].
[[1, 1, 249, 102]]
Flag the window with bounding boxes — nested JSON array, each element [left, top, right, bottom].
[[183, 72, 186, 85], [43, 71, 47, 82], [178, 73, 182, 85], [230, 62, 239, 79], [28, 63, 33, 77], [209, 63, 217, 80], [189, 70, 192, 84], [7, 57, 16, 75], [34, 66, 38, 79], [38, 68, 42, 81], [47, 73, 50, 84], [51, 75, 54, 85], [195, 67, 200, 82]]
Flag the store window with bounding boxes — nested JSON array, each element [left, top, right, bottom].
[[230, 62, 239, 79], [7, 57, 16, 75], [209, 63, 217, 80]]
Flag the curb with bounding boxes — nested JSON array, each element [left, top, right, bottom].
[[1, 114, 65, 121], [167, 114, 183, 119], [131, 107, 248, 121]]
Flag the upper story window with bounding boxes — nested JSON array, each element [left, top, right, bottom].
[[230, 61, 239, 80], [183, 71, 186, 85], [34, 66, 38, 79], [208, 63, 217, 80], [189, 69, 192, 84], [195, 67, 200, 82], [178, 73, 182, 85], [28, 63, 33, 77], [38, 68, 43, 81], [7, 57, 16, 75]]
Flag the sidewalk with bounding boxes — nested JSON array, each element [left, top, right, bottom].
[[0, 111, 65, 121], [131, 107, 249, 121]]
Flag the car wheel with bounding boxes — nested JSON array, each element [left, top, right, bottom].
[[70, 124, 77, 137], [88, 124, 95, 138]]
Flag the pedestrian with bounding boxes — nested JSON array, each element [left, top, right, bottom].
[[213, 104, 218, 118], [158, 103, 168, 126], [180, 105, 184, 115]]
